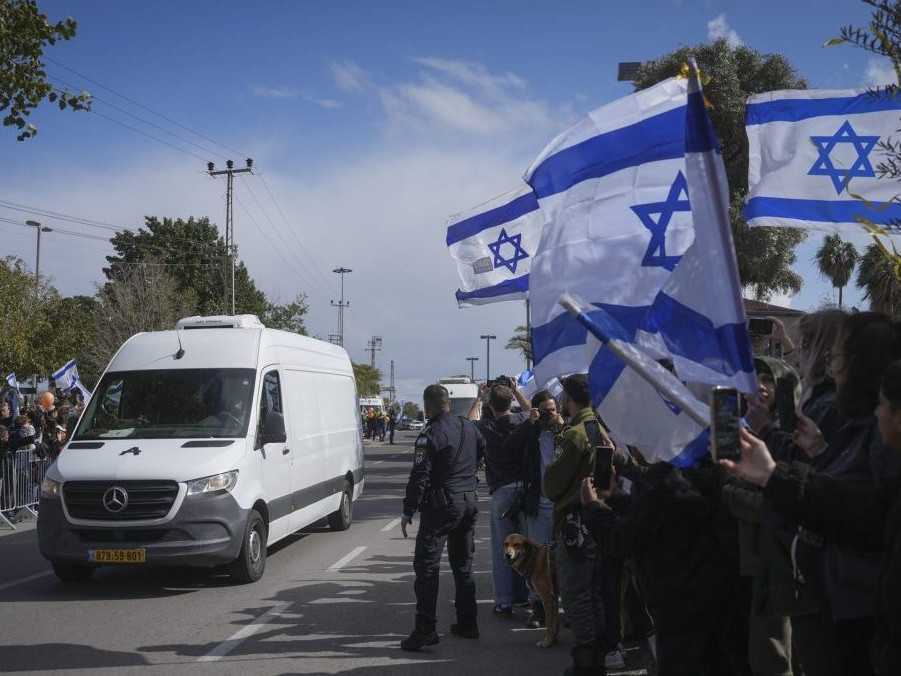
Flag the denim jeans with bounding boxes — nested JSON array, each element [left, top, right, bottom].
[[524, 497, 554, 603], [490, 482, 529, 606]]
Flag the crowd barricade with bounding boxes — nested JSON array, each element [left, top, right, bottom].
[[0, 450, 49, 529]]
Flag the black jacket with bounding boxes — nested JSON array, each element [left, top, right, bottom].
[[403, 413, 484, 517], [765, 462, 901, 675], [476, 412, 527, 492]]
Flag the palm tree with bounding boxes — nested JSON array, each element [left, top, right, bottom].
[[814, 234, 859, 308], [505, 325, 533, 366], [857, 241, 901, 316]]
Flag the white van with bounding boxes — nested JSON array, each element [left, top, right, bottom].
[[438, 377, 479, 417], [38, 315, 364, 584]]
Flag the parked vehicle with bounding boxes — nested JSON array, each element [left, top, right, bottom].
[[408, 420, 425, 431], [38, 314, 364, 584], [438, 376, 479, 417]]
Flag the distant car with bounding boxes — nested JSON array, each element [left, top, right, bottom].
[[396, 418, 411, 431], [408, 420, 425, 431]]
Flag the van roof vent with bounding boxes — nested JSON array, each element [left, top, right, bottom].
[[439, 377, 471, 384], [176, 314, 265, 330]]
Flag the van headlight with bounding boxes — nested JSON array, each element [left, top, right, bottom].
[[41, 478, 62, 499], [186, 470, 238, 496]]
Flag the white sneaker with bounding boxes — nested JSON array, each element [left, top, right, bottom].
[[604, 646, 626, 670]]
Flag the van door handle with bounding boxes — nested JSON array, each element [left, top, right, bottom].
[[282, 447, 291, 455]]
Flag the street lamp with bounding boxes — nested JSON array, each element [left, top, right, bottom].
[[479, 335, 496, 382], [25, 220, 53, 290], [466, 356, 479, 382]]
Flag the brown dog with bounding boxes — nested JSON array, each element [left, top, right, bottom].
[[503, 533, 560, 648]]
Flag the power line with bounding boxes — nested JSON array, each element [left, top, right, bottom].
[[49, 75, 230, 162], [242, 181, 331, 297], [257, 173, 334, 291], [44, 56, 250, 158], [87, 105, 211, 163], [234, 197, 319, 291]]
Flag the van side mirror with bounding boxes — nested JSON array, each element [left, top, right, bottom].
[[259, 411, 287, 445]]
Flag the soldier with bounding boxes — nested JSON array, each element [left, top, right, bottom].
[[543, 374, 612, 676], [399, 384, 484, 651]]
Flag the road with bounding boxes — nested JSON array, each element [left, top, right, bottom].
[[0, 433, 652, 675]]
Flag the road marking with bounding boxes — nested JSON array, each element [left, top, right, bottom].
[[381, 517, 401, 532], [328, 546, 367, 570], [198, 602, 290, 662], [370, 460, 383, 465], [0, 571, 53, 592]]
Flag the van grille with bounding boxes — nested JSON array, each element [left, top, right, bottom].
[[63, 481, 179, 521]]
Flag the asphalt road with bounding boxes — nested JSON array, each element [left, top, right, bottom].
[[0, 432, 652, 675]]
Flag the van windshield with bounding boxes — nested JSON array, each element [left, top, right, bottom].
[[75, 369, 257, 440]]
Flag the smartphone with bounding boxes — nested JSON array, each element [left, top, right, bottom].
[[775, 373, 799, 434], [748, 317, 774, 336], [710, 386, 741, 462], [593, 444, 615, 493]]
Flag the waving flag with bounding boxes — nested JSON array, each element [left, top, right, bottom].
[[5, 372, 20, 393], [590, 64, 755, 463], [447, 183, 543, 306], [525, 76, 695, 387], [745, 88, 901, 235], [52, 359, 91, 400]]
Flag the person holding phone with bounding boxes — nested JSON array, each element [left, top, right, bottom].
[[721, 313, 901, 676]]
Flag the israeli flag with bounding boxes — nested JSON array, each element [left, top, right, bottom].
[[51, 359, 91, 401], [593, 66, 755, 464], [516, 368, 537, 400], [5, 372, 20, 393], [745, 88, 901, 235], [525, 76, 695, 388], [446, 183, 543, 306]]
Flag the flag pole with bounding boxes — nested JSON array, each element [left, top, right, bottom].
[[558, 294, 710, 427], [525, 298, 532, 370]]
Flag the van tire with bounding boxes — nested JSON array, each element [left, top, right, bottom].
[[52, 561, 95, 583], [230, 509, 267, 584], [327, 482, 353, 531]]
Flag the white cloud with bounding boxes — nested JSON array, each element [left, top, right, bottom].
[[331, 61, 369, 92], [707, 14, 743, 48], [865, 57, 897, 87], [252, 86, 342, 109], [360, 57, 562, 138]]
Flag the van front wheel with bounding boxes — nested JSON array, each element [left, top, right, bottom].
[[230, 509, 267, 584], [328, 482, 353, 531]]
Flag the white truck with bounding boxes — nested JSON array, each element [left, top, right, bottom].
[[437, 376, 480, 418]]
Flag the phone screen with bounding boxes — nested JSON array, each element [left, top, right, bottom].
[[594, 445, 614, 491], [711, 387, 741, 461], [748, 318, 774, 335]]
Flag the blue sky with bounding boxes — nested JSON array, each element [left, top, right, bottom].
[[3, 0, 891, 401]]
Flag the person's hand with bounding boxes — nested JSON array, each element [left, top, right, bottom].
[[719, 428, 777, 487], [581, 477, 600, 506], [793, 413, 827, 458], [745, 387, 773, 435], [400, 514, 413, 538], [529, 408, 541, 424]]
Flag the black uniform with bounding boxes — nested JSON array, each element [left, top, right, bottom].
[[403, 412, 484, 634]]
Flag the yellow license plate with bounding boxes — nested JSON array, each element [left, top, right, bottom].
[[89, 548, 146, 564]]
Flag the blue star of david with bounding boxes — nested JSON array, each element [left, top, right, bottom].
[[487, 228, 529, 274], [631, 171, 691, 272], [808, 120, 880, 195]]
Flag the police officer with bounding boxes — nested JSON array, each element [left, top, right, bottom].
[[399, 384, 484, 652]]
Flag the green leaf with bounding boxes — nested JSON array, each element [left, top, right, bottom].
[[823, 37, 847, 47]]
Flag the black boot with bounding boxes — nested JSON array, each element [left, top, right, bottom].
[[450, 623, 479, 639], [400, 629, 439, 651], [563, 642, 600, 676]]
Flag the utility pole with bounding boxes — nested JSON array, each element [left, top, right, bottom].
[[480, 334, 497, 382], [381, 359, 396, 403], [466, 356, 479, 382], [366, 336, 383, 368], [25, 220, 53, 293], [208, 158, 253, 315], [331, 267, 352, 347], [525, 299, 532, 370]]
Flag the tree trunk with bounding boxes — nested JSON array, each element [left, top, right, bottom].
[[838, 285, 843, 309]]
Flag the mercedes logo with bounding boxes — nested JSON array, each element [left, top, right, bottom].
[[102, 486, 129, 513]]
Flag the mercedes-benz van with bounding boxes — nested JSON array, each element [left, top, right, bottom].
[[38, 315, 364, 584]]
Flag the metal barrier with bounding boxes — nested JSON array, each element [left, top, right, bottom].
[[0, 450, 49, 530]]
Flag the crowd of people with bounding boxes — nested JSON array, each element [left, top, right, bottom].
[[403, 309, 901, 676], [0, 390, 82, 520], [362, 407, 397, 444]]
